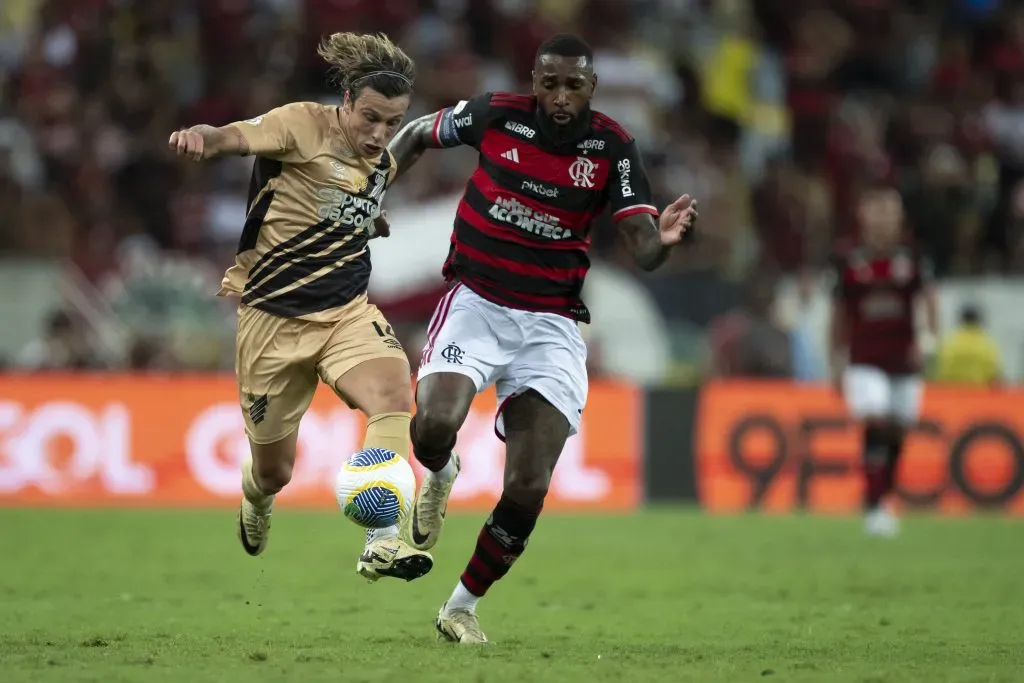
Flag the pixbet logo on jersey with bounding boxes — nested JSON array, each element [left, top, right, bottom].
[[521, 179, 559, 199], [569, 156, 596, 188], [488, 197, 570, 240]]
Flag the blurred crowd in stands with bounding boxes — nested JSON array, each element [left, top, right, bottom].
[[0, 0, 1019, 381]]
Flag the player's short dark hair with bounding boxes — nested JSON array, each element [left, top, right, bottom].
[[535, 34, 593, 64], [960, 304, 982, 326]]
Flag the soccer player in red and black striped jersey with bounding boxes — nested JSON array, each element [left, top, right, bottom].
[[829, 184, 940, 538], [387, 34, 696, 643]]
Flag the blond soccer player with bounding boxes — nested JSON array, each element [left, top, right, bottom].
[[168, 33, 430, 582]]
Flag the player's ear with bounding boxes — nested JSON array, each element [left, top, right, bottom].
[[341, 89, 353, 112], [590, 73, 598, 94], [531, 70, 538, 95]]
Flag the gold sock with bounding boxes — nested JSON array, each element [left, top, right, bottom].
[[241, 457, 274, 510], [364, 412, 412, 460]]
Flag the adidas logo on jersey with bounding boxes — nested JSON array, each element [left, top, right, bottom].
[[500, 148, 520, 163]]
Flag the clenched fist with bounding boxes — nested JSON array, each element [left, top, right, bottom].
[[168, 129, 205, 161]]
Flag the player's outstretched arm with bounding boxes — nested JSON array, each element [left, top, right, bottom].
[[387, 112, 440, 180], [168, 125, 249, 161], [617, 194, 698, 271], [390, 94, 495, 180], [169, 104, 304, 162]]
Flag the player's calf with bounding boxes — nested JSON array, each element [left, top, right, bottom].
[[436, 492, 542, 630], [238, 453, 277, 556], [406, 373, 476, 550], [862, 419, 890, 512], [238, 438, 296, 556]]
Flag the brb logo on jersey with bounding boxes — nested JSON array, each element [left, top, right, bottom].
[[504, 121, 536, 139], [569, 156, 597, 188], [488, 197, 571, 240]]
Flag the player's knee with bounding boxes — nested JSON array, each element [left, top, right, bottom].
[[504, 465, 553, 509], [365, 379, 413, 415], [413, 403, 463, 448], [252, 459, 292, 494]]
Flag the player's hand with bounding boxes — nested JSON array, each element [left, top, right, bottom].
[[168, 129, 205, 161], [369, 210, 390, 239], [658, 194, 698, 246]]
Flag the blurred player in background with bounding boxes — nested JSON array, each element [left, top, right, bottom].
[[829, 183, 939, 537], [168, 32, 433, 582], [388, 34, 697, 643]]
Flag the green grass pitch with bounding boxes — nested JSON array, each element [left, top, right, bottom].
[[1, 508, 1022, 682]]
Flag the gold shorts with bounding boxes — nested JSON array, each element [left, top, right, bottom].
[[235, 296, 408, 444]]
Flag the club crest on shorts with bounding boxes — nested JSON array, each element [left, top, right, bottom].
[[441, 343, 464, 364], [247, 393, 268, 425]]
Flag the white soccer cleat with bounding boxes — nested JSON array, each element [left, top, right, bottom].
[[237, 498, 272, 556], [356, 535, 434, 582], [864, 508, 899, 538], [405, 452, 461, 551], [436, 603, 489, 644]]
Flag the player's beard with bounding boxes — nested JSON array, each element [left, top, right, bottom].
[[536, 104, 592, 149]]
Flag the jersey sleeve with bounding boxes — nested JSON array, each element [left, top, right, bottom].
[[229, 103, 303, 160], [431, 93, 494, 149], [608, 138, 658, 222]]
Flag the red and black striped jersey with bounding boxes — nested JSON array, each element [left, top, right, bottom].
[[831, 245, 933, 374], [431, 91, 658, 323]]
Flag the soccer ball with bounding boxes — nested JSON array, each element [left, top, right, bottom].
[[334, 447, 416, 529]]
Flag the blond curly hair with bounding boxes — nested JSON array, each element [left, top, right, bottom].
[[316, 32, 415, 100]]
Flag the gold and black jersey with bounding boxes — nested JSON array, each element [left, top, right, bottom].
[[218, 102, 397, 322]]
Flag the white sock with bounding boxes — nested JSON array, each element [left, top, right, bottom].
[[365, 525, 399, 545], [428, 455, 457, 484], [445, 580, 480, 614]]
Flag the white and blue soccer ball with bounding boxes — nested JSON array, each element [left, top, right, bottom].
[[334, 447, 416, 529]]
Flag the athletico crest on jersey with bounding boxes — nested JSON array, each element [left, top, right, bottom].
[[430, 91, 660, 323]]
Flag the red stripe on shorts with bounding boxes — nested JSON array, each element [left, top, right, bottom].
[[423, 284, 461, 364]]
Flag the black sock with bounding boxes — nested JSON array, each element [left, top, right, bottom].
[[883, 428, 905, 496], [459, 494, 542, 597], [864, 424, 889, 510]]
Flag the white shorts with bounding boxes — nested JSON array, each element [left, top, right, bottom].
[[417, 284, 588, 438], [842, 364, 923, 425]]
